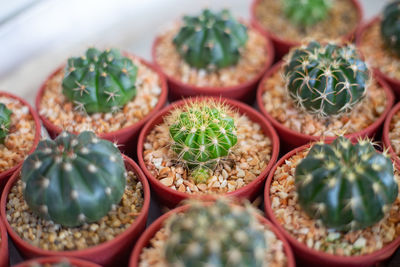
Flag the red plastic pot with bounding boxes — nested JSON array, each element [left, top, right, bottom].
[[264, 143, 400, 267], [137, 97, 280, 208], [151, 24, 274, 103], [35, 55, 168, 156], [129, 203, 296, 267], [0, 155, 150, 267], [13, 256, 101, 267], [0, 214, 8, 267], [256, 61, 395, 152], [250, 0, 363, 60], [383, 102, 400, 169], [0, 91, 41, 192]]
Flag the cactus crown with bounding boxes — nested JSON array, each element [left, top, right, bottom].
[[62, 47, 137, 114], [381, 0, 400, 57], [173, 9, 248, 70], [164, 198, 267, 266], [167, 100, 237, 184], [295, 136, 398, 231], [21, 131, 126, 227], [0, 103, 11, 144], [284, 41, 370, 117], [283, 0, 332, 27]]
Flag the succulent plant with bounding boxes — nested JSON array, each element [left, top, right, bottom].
[[173, 9, 248, 70], [295, 136, 398, 231], [62, 47, 138, 114], [284, 41, 370, 117], [164, 199, 267, 266], [168, 101, 237, 184], [0, 103, 11, 144], [21, 131, 126, 227], [283, 0, 332, 27], [381, 0, 400, 57]]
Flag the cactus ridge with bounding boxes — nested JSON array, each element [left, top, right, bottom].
[[381, 0, 400, 57], [21, 131, 126, 227], [62, 47, 137, 114], [295, 136, 398, 231], [0, 103, 11, 144], [283, 0, 332, 27]]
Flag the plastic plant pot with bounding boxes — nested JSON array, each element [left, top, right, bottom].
[[13, 256, 101, 267], [383, 102, 400, 168], [0, 214, 8, 267]]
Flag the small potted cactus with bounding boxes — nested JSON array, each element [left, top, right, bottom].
[[264, 136, 400, 266], [251, 0, 362, 59], [35, 47, 167, 155], [257, 40, 394, 151], [0, 215, 8, 267], [383, 102, 400, 168], [137, 97, 279, 208], [130, 198, 295, 267], [13, 257, 101, 267], [0, 131, 150, 266], [152, 8, 274, 102]]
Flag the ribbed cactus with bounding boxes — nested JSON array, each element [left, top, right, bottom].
[[21, 131, 126, 227], [381, 0, 400, 57], [284, 41, 370, 117], [168, 101, 237, 184], [0, 103, 11, 144], [62, 47, 137, 114], [164, 199, 267, 266], [173, 9, 248, 70], [283, 0, 332, 27], [295, 137, 398, 231]]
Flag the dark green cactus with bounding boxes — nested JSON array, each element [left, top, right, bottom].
[[283, 0, 332, 27], [0, 103, 11, 144], [381, 0, 400, 57], [168, 101, 237, 184], [21, 131, 126, 227], [62, 47, 137, 114], [284, 41, 370, 117], [164, 199, 267, 266], [173, 9, 248, 70], [295, 136, 398, 231]]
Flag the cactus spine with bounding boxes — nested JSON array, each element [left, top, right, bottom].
[[283, 0, 332, 27], [0, 103, 11, 144], [381, 0, 400, 57]]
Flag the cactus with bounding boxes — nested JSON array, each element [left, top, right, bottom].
[[164, 199, 267, 266], [21, 131, 126, 227], [283, 0, 332, 27], [173, 9, 248, 70], [168, 101, 237, 184], [62, 47, 137, 114], [381, 0, 400, 57], [295, 136, 398, 231], [0, 103, 11, 144], [284, 41, 370, 117]]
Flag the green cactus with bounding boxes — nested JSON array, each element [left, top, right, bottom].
[[21, 131, 126, 227], [168, 101, 237, 184], [173, 9, 248, 70], [0, 103, 11, 144], [284, 41, 370, 117], [283, 0, 332, 27], [381, 0, 400, 57], [62, 47, 137, 114], [295, 136, 398, 231], [164, 199, 267, 266]]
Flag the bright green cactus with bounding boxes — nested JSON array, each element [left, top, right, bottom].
[[295, 136, 398, 231], [283, 0, 332, 27], [381, 0, 400, 57], [62, 47, 137, 114], [164, 199, 267, 266], [21, 131, 126, 227], [284, 41, 370, 117], [0, 103, 11, 144], [168, 101, 237, 184], [173, 9, 248, 70]]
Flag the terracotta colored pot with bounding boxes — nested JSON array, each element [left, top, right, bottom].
[[129, 203, 296, 267], [250, 0, 363, 60], [151, 24, 274, 104], [13, 256, 101, 267], [264, 143, 400, 267], [256, 61, 395, 152], [35, 55, 168, 157], [0, 214, 8, 267], [137, 96, 279, 208], [383, 102, 400, 169], [0, 91, 41, 193], [0, 155, 150, 267]]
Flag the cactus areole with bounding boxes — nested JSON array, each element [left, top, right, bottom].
[[173, 9, 248, 70], [0, 103, 12, 144], [295, 137, 398, 231], [381, 0, 400, 57], [62, 48, 138, 114], [21, 131, 126, 227], [283, 0, 332, 27]]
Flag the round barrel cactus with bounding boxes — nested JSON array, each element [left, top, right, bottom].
[[381, 0, 400, 57], [283, 0, 332, 27], [168, 101, 237, 183], [62, 47, 137, 114], [295, 136, 398, 231], [173, 9, 248, 70], [164, 199, 267, 266], [21, 131, 126, 227], [0, 103, 11, 144], [284, 41, 370, 117]]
